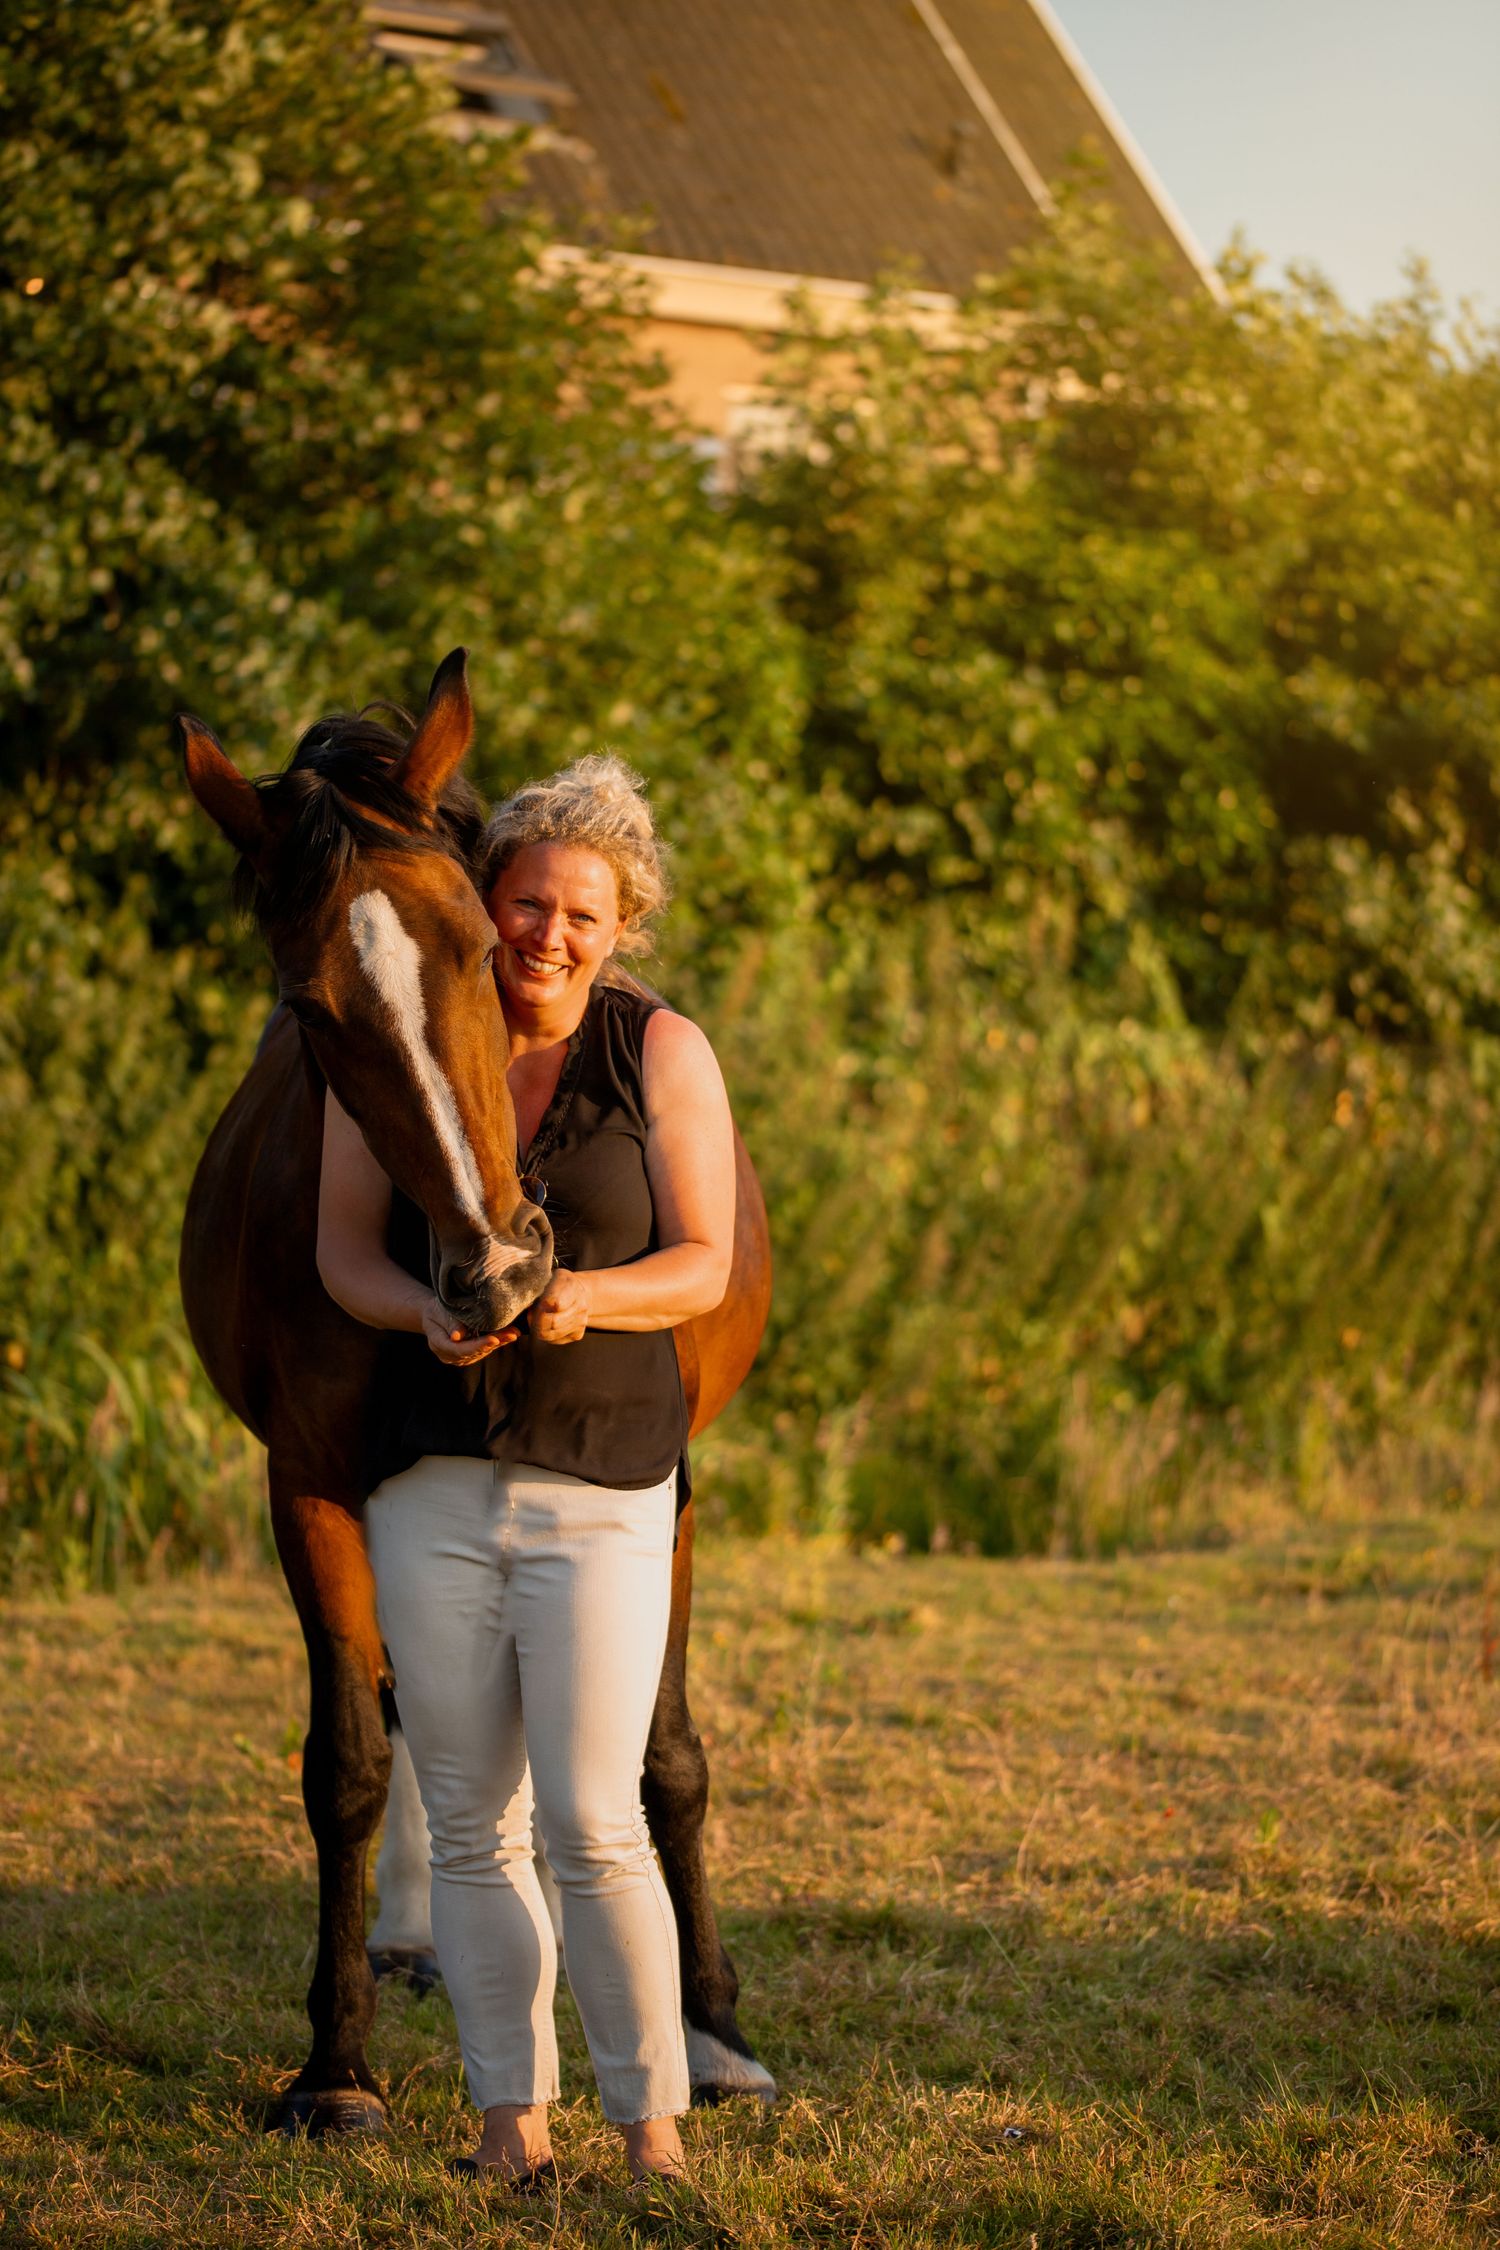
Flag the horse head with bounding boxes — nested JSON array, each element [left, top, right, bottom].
[[179, 649, 553, 1337]]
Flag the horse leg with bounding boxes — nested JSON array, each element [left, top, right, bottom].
[[270, 1477, 392, 2135], [641, 1503, 777, 2106], [366, 1688, 441, 1997]]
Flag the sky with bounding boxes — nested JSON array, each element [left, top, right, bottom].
[[1046, 0, 1500, 316]]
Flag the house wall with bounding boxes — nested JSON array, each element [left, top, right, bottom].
[[639, 317, 770, 436], [542, 246, 958, 442]]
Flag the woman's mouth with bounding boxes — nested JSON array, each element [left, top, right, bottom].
[[516, 952, 568, 979]]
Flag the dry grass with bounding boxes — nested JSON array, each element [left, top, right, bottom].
[[5, 1519, 1500, 2245]]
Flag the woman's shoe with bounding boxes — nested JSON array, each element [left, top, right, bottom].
[[448, 2154, 558, 2194]]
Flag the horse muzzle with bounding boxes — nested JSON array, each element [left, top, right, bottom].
[[435, 1206, 554, 1337]]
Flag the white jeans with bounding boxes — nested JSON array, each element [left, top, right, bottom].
[[365, 1455, 690, 2123]]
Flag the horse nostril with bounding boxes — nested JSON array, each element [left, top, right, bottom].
[[437, 1252, 475, 1307], [511, 1198, 550, 1252], [521, 1207, 553, 1281]]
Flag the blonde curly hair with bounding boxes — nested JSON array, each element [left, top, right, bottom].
[[479, 754, 671, 958]]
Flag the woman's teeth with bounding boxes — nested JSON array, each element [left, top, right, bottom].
[[519, 953, 567, 977]]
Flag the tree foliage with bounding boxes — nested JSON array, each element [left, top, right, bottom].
[[0, 0, 807, 947], [746, 201, 1500, 1039], [5, 6, 1500, 1581]]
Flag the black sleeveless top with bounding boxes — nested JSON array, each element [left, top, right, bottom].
[[371, 982, 690, 1496]]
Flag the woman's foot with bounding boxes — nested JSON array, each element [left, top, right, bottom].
[[457, 2100, 554, 2186], [622, 2116, 687, 2186], [448, 2154, 557, 2193]]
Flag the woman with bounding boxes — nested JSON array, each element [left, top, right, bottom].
[[315, 755, 735, 2188]]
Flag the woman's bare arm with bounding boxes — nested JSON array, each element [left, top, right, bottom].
[[531, 1009, 734, 1342]]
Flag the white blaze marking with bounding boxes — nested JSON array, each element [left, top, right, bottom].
[[347, 888, 501, 1240]]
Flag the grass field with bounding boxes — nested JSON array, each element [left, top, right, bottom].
[[5, 1521, 1500, 2247]]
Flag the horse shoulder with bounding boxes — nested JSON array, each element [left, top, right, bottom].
[[183, 1008, 379, 1460]]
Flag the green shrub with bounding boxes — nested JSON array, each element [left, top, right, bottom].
[[7, 5, 1500, 1582], [0, 842, 267, 1586], [687, 917, 1500, 1553], [745, 200, 1500, 1040]]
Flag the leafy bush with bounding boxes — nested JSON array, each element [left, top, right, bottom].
[[0, 835, 266, 1583], [745, 201, 1500, 1039], [0, 0, 809, 948], [685, 917, 1500, 1553], [6, 6, 1500, 1583]]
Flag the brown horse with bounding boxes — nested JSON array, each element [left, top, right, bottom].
[[178, 651, 775, 2133]]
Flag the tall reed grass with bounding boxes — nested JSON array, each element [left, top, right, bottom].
[[0, 858, 269, 1587], [687, 917, 1500, 1554], [0, 1335, 267, 1590], [5, 878, 1498, 1587]]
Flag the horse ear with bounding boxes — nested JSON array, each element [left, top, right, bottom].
[[391, 647, 473, 807], [178, 715, 269, 857]]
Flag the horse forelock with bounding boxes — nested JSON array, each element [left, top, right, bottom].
[[231, 708, 486, 931]]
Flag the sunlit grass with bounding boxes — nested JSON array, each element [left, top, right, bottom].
[[6, 1522, 1500, 2243]]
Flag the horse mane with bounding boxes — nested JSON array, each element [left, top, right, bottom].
[[232, 704, 488, 929]]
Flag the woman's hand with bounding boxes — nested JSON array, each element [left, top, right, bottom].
[[419, 1297, 517, 1366], [530, 1267, 592, 1346]]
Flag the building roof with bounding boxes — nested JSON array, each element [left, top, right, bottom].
[[503, 0, 1210, 293]]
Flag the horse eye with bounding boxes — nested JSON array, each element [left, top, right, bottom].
[[283, 992, 331, 1029]]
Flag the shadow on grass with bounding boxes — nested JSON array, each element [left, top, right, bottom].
[[721, 1893, 1500, 2134], [5, 1875, 1499, 2141]]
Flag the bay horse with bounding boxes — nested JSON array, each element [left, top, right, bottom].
[[178, 650, 776, 2133]]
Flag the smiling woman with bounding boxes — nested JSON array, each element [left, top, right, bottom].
[[315, 750, 737, 2189], [479, 755, 672, 960], [492, 844, 621, 1014], [178, 660, 775, 2154]]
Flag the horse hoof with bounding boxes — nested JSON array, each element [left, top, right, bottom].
[[685, 2027, 777, 2108], [368, 1944, 442, 1997], [271, 2087, 390, 2138]]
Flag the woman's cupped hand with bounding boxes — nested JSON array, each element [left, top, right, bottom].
[[418, 1267, 591, 1363], [419, 1298, 518, 1366]]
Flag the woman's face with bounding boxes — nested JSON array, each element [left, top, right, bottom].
[[486, 843, 626, 1014]]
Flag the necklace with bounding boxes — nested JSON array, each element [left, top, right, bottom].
[[515, 1009, 590, 1212]]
